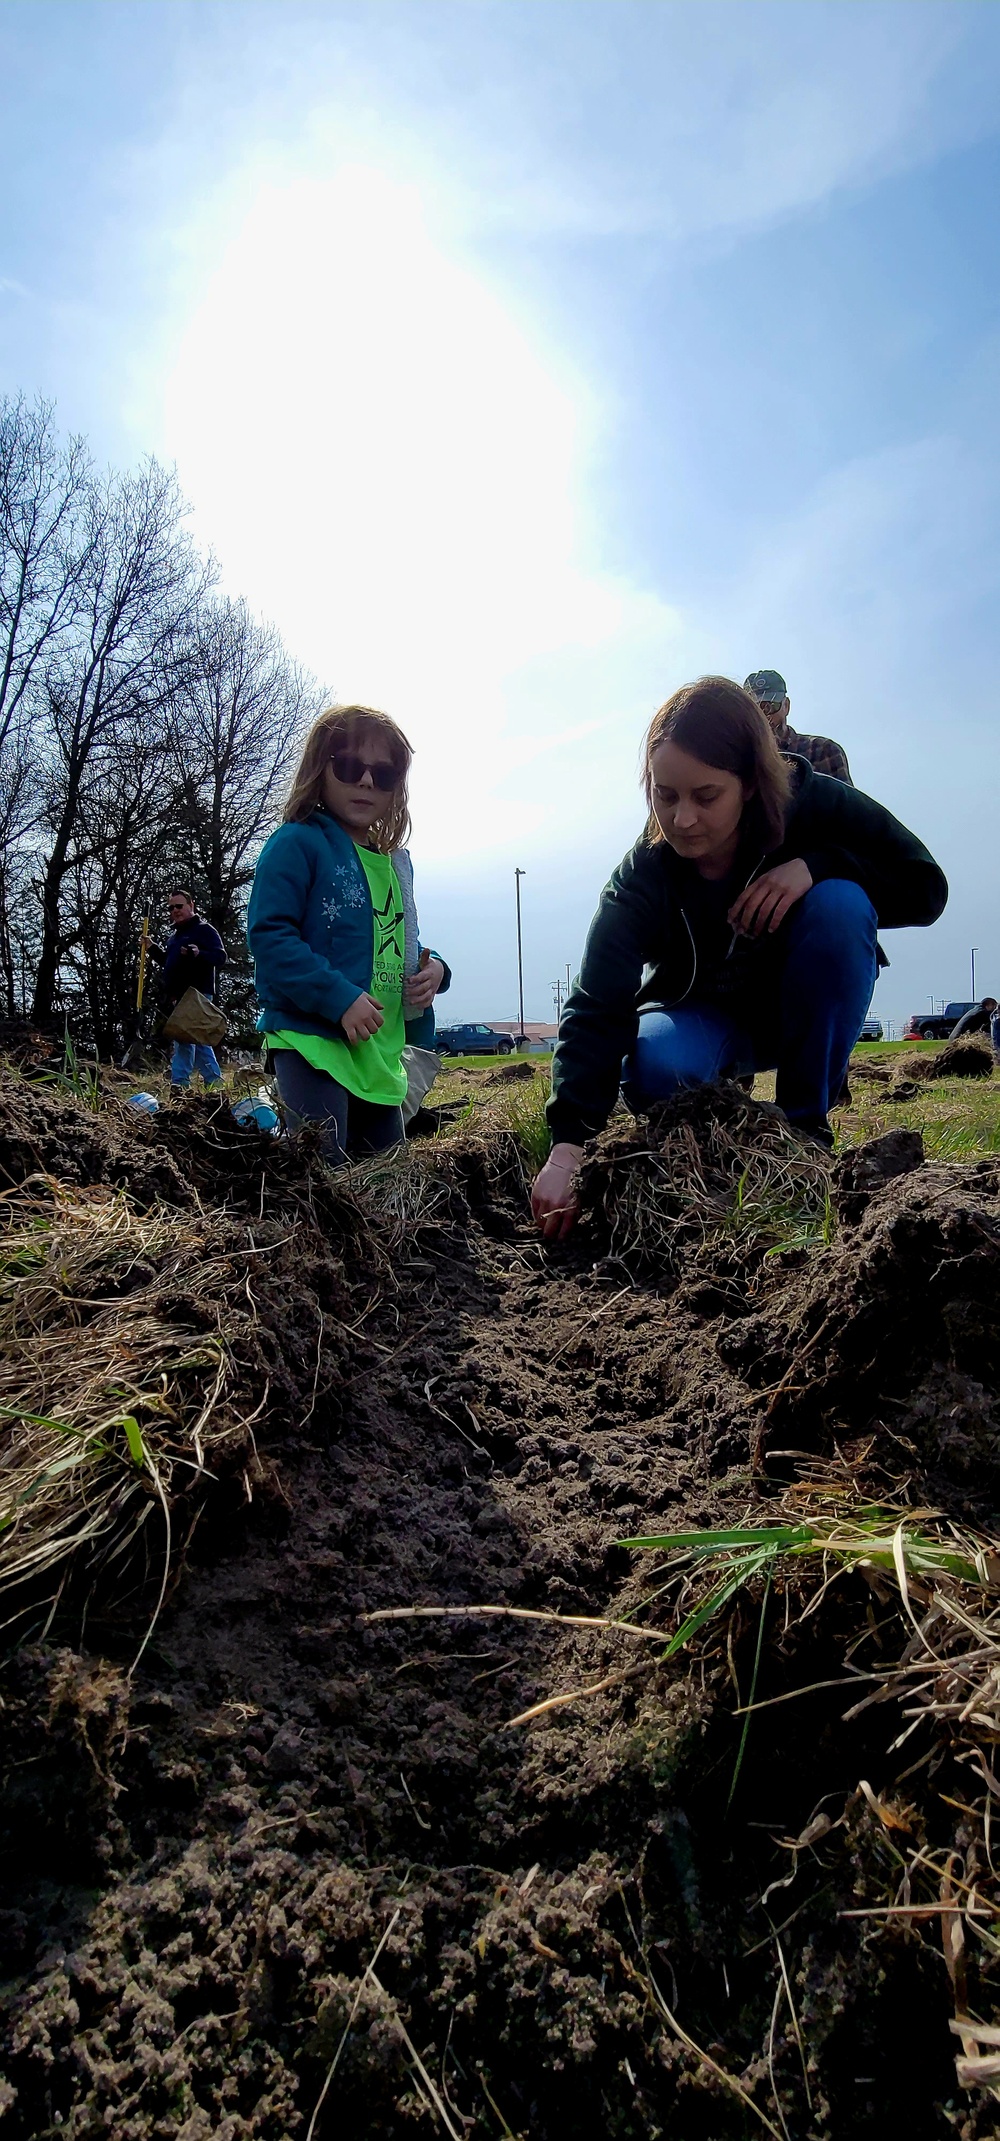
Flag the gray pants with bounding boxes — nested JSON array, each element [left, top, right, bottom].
[[272, 1049, 404, 1166]]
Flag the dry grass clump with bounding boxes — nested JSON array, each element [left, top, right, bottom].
[[575, 1084, 832, 1277], [867, 1584, 1000, 2096], [354, 1121, 536, 1245], [0, 1181, 289, 1644], [620, 1461, 1000, 2107], [350, 1143, 468, 1251]]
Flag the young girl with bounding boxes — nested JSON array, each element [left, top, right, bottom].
[[532, 676, 947, 1237], [247, 705, 448, 1163]]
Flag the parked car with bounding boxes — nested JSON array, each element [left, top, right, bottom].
[[903, 1001, 978, 1041], [434, 1023, 515, 1056], [858, 1016, 883, 1041]]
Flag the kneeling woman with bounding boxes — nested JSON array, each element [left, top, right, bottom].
[[248, 704, 448, 1164], [532, 677, 946, 1237]]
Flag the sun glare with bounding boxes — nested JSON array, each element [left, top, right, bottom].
[[164, 165, 679, 855]]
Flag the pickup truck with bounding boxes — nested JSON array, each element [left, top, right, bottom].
[[434, 1023, 515, 1057], [904, 1001, 977, 1041]]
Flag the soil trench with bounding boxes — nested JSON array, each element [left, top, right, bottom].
[[2, 1095, 1000, 2138]]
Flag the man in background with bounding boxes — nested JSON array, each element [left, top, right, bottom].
[[745, 669, 853, 784], [149, 888, 228, 1090], [950, 996, 998, 1042]]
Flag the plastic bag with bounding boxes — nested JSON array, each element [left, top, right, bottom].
[[401, 1044, 442, 1126], [162, 987, 228, 1047]]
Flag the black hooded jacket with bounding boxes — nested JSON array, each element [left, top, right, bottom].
[[546, 759, 948, 1148]]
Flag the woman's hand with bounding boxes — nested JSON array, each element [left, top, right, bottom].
[[729, 859, 813, 938], [404, 955, 445, 1012], [531, 1143, 584, 1240], [341, 991, 384, 1044]]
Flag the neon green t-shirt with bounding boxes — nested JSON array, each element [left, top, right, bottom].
[[270, 846, 407, 1106]]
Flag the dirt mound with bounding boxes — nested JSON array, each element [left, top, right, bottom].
[[0, 1017, 64, 1074], [0, 1064, 189, 1206], [0, 1067, 383, 1229], [575, 1082, 830, 1277], [0, 1075, 395, 1654], [753, 1148, 1000, 1487], [831, 1124, 925, 1218], [903, 1036, 995, 1080], [3, 1092, 1000, 2136], [485, 1058, 537, 1084]]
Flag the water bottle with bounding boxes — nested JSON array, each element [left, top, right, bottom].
[[127, 1091, 160, 1114]]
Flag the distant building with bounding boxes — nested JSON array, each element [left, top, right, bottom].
[[487, 1020, 558, 1054]]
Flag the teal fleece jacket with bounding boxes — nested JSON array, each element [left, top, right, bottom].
[[247, 809, 449, 1044], [547, 759, 947, 1148]]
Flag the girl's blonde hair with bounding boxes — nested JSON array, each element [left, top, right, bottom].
[[642, 676, 792, 853], [283, 705, 413, 852]]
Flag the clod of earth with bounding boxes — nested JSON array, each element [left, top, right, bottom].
[[2, 1071, 1000, 2138], [903, 1037, 996, 1081], [484, 1059, 537, 1085]]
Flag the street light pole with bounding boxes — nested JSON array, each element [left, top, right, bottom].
[[972, 947, 979, 1000], [514, 868, 526, 1042]]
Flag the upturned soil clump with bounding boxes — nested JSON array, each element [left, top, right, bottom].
[[904, 1037, 995, 1081], [2, 1071, 1000, 2138]]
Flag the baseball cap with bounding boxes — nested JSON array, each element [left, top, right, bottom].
[[745, 669, 787, 704]]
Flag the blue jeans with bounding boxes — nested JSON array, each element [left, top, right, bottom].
[[171, 1040, 223, 1087], [623, 879, 878, 1131]]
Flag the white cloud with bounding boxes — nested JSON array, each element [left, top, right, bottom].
[[138, 0, 999, 259]]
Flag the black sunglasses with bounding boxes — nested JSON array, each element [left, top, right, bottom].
[[330, 751, 398, 793]]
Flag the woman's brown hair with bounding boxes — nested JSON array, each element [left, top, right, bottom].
[[283, 705, 413, 852], [642, 676, 792, 852]]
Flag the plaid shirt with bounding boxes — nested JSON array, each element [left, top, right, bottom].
[[778, 723, 852, 784]]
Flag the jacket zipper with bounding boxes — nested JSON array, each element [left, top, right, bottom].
[[675, 848, 767, 1001]]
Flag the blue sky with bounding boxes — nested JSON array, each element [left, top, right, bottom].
[[1, 0, 998, 1026]]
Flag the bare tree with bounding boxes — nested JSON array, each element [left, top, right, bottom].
[[0, 398, 319, 1050], [0, 397, 90, 1012], [32, 459, 212, 1026], [164, 596, 320, 1025], [0, 394, 89, 757], [62, 722, 175, 1055]]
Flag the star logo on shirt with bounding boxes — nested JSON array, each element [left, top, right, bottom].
[[374, 883, 404, 959]]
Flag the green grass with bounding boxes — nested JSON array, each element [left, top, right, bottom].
[[617, 1507, 994, 1691], [621, 1511, 990, 1596], [436, 1050, 553, 1070], [724, 1167, 835, 1257], [750, 1044, 1000, 1164], [33, 1024, 102, 1109], [496, 1073, 552, 1171], [843, 1074, 1000, 1159], [617, 1504, 996, 1798], [852, 1038, 933, 1055]]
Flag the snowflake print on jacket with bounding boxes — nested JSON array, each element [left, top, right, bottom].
[[322, 863, 369, 930]]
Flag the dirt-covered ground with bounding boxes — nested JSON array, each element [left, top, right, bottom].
[[2, 1065, 1000, 2138]]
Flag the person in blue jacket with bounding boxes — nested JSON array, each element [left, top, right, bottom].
[[247, 704, 449, 1163], [149, 888, 228, 1090]]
